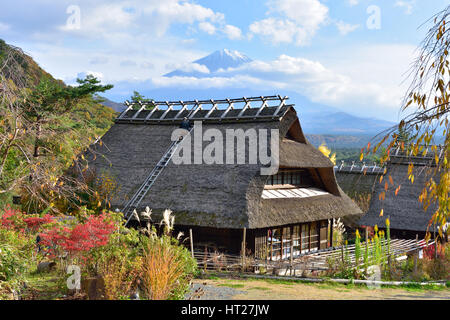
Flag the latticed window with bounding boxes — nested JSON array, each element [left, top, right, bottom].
[[265, 221, 329, 261], [310, 222, 319, 252], [301, 224, 309, 252], [267, 169, 315, 187], [292, 225, 301, 257]]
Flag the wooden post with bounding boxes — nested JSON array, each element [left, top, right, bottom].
[[365, 228, 368, 274], [434, 226, 438, 259], [308, 223, 311, 252], [414, 234, 418, 273], [290, 226, 294, 276], [189, 229, 194, 259], [330, 219, 334, 247], [241, 227, 246, 272]]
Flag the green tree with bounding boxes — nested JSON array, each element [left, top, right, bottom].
[[129, 91, 154, 110], [26, 75, 113, 158], [0, 42, 114, 211]]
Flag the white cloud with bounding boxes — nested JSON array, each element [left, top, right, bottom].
[[223, 25, 243, 40], [249, 0, 329, 46], [0, 22, 10, 32], [198, 21, 216, 35], [51, 1, 226, 40], [167, 62, 210, 74], [348, 0, 359, 6], [267, 0, 328, 27], [394, 0, 416, 15], [77, 71, 104, 81], [249, 18, 301, 45], [335, 21, 360, 35]]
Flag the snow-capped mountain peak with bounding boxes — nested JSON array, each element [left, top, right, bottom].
[[164, 49, 252, 77]]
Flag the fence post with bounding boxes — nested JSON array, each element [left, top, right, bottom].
[[290, 229, 294, 276], [189, 228, 194, 259], [414, 234, 418, 271], [241, 227, 246, 272], [365, 228, 369, 274]]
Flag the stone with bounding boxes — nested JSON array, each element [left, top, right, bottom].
[[37, 261, 56, 273]]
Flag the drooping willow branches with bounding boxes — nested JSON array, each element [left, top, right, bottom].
[[363, 5, 450, 240]]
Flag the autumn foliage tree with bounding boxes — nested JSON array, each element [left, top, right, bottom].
[[363, 5, 450, 241]]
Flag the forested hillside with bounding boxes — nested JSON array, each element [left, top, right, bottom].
[[0, 39, 117, 210]]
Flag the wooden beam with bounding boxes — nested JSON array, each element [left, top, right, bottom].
[[174, 100, 188, 119], [131, 101, 145, 119], [220, 99, 234, 119], [118, 100, 132, 119], [254, 97, 268, 118], [159, 102, 173, 120], [237, 97, 251, 118], [189, 101, 203, 119], [144, 105, 159, 121], [272, 95, 287, 118], [204, 100, 218, 119]]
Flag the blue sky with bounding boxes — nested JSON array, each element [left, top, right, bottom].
[[0, 0, 448, 121]]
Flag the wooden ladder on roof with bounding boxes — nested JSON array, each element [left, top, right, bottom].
[[123, 127, 193, 226]]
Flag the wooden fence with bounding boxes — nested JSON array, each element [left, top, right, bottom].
[[193, 238, 436, 276]]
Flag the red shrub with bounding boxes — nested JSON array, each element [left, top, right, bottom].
[[39, 213, 116, 259], [423, 242, 446, 260], [1, 205, 54, 232]]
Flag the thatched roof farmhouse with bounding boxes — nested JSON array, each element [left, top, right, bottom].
[[83, 96, 362, 259], [359, 147, 444, 239]]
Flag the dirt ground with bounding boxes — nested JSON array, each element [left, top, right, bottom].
[[191, 278, 450, 300]]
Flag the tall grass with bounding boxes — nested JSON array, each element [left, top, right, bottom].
[[141, 237, 187, 300]]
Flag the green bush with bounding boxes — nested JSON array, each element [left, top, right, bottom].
[[0, 228, 32, 282]]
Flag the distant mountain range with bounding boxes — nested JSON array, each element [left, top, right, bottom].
[[100, 49, 396, 144], [94, 95, 124, 113]]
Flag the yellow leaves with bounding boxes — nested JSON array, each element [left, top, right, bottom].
[[318, 143, 331, 158], [329, 153, 336, 165], [409, 174, 415, 184], [388, 175, 394, 186], [379, 209, 384, 217], [379, 175, 383, 184], [318, 143, 336, 165], [408, 163, 414, 176], [359, 152, 364, 161], [385, 217, 390, 227], [379, 191, 385, 201]]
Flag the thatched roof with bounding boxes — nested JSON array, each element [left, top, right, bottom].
[[84, 99, 361, 229], [359, 161, 439, 232]]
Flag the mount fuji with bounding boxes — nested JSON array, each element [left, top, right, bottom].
[[165, 49, 252, 77]]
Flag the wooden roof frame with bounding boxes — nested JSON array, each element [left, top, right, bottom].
[[116, 95, 290, 123]]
